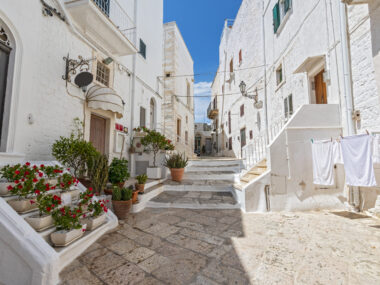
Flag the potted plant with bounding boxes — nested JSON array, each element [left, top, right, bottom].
[[132, 186, 139, 204], [0, 164, 22, 196], [141, 128, 174, 179], [135, 174, 148, 194], [111, 186, 132, 219], [51, 205, 85, 247], [77, 188, 95, 213], [58, 173, 80, 201], [25, 194, 62, 231], [108, 158, 130, 188], [82, 199, 108, 231], [87, 154, 109, 195], [164, 153, 189, 182], [42, 165, 63, 185]]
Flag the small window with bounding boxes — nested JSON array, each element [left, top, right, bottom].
[[185, 131, 188, 145], [229, 137, 232, 150], [239, 50, 243, 65], [273, 0, 292, 33], [139, 107, 146, 127], [187, 81, 191, 106], [240, 104, 244, 117], [186, 116, 188, 124], [240, 128, 246, 147], [177, 119, 181, 142], [228, 111, 232, 134], [284, 94, 293, 119], [96, 61, 110, 87], [166, 73, 171, 77], [139, 39, 147, 59], [250, 130, 253, 140], [230, 59, 234, 73], [276, 64, 283, 86]]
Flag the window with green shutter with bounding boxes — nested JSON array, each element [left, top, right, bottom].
[[273, 2, 280, 33], [285, 0, 292, 13]]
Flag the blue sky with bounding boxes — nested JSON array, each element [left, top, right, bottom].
[[164, 0, 242, 123]]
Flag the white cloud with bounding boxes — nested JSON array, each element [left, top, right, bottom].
[[194, 81, 212, 123]]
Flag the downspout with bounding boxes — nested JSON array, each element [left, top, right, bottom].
[[262, 0, 269, 145]]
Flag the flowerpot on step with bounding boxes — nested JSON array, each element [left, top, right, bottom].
[[135, 184, 145, 194], [104, 188, 113, 195], [8, 198, 37, 213], [82, 214, 106, 231], [0, 182, 14, 196], [147, 167, 161, 179], [25, 214, 54, 231], [112, 200, 132, 220], [132, 190, 139, 204], [46, 178, 58, 186], [170, 168, 185, 182], [50, 227, 84, 247]]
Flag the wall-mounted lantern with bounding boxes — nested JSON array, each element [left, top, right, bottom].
[[239, 81, 263, 109], [62, 54, 95, 91]]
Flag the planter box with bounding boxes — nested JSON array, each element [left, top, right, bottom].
[[61, 189, 80, 201], [50, 227, 84, 247], [82, 214, 106, 231], [0, 182, 14, 196], [25, 214, 54, 232], [46, 178, 58, 185], [8, 198, 38, 213], [147, 167, 161, 179]]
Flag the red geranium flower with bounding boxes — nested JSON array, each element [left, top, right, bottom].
[[21, 178, 25, 182], [82, 229, 86, 232], [7, 185, 13, 191], [88, 187, 93, 192], [76, 209, 81, 213], [25, 162, 31, 166], [33, 165, 37, 170], [24, 171, 30, 176], [34, 190, 40, 195], [40, 164, 45, 168], [15, 170, 20, 175], [46, 206, 51, 212], [72, 214, 76, 218], [33, 178, 38, 183], [30, 200, 36, 204], [17, 184, 23, 189], [38, 172, 43, 177]]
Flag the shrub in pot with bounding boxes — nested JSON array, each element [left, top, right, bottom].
[[164, 153, 189, 182], [108, 158, 130, 188], [111, 186, 132, 220], [82, 199, 108, 231], [25, 194, 62, 231], [135, 174, 148, 194], [51, 205, 85, 247], [141, 128, 174, 179], [58, 173, 80, 201], [87, 154, 109, 195], [77, 188, 95, 213]]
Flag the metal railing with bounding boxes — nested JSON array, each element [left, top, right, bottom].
[[92, 0, 136, 47]]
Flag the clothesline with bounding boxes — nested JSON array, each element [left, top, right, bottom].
[[310, 130, 372, 144]]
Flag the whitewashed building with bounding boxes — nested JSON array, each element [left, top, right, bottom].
[[162, 22, 195, 157], [194, 123, 212, 156], [211, 0, 380, 212]]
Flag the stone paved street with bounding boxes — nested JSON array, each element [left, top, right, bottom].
[[151, 191, 237, 205], [60, 209, 380, 285]]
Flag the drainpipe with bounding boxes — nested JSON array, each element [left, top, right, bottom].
[[262, 0, 269, 145]]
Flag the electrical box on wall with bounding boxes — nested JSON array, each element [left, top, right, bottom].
[[132, 137, 144, 154]]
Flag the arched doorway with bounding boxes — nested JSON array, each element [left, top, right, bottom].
[[0, 21, 15, 152], [150, 98, 155, 129]]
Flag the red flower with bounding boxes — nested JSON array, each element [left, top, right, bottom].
[[17, 184, 23, 189], [67, 168, 71, 171], [14, 180, 19, 184], [68, 181, 71, 185], [33, 165, 37, 170], [53, 195, 59, 201], [40, 164, 45, 168], [33, 178, 38, 183], [45, 184, 50, 191], [83, 214, 86, 218], [51, 204, 55, 208], [82, 229, 86, 232], [7, 185, 13, 191], [88, 187, 93, 192], [76, 209, 81, 213], [24, 171, 30, 176], [58, 201, 62, 205], [100, 203, 104, 208], [21, 178, 25, 182], [54, 169, 59, 173], [60, 183, 65, 188], [15, 170, 20, 175], [30, 200, 36, 204], [25, 162, 31, 166], [104, 207, 108, 213], [60, 208, 65, 213], [38, 172, 43, 177], [46, 206, 51, 212], [72, 214, 76, 218], [106, 200, 109, 203], [34, 190, 40, 195]]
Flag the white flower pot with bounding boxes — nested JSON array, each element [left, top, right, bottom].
[[50, 227, 84, 247], [46, 178, 58, 185], [25, 214, 54, 231], [82, 214, 106, 231], [147, 167, 161, 179], [8, 198, 38, 213], [69, 189, 80, 200], [0, 182, 14, 196]]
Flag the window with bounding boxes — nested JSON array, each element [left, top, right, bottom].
[[276, 64, 283, 86], [185, 131, 188, 145], [230, 59, 234, 73], [273, 0, 292, 33], [240, 128, 246, 147], [139, 39, 146, 59], [284, 94, 293, 119], [96, 61, 110, 87], [228, 111, 231, 134], [166, 73, 171, 77], [229, 137, 232, 150], [239, 50, 243, 65], [240, 104, 244, 117], [139, 107, 146, 127], [186, 81, 191, 107], [177, 119, 181, 142], [250, 130, 253, 140], [94, 0, 110, 16]]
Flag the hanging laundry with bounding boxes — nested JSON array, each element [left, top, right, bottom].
[[333, 141, 343, 164], [373, 134, 380, 165], [311, 140, 335, 186], [340, 134, 377, 187]]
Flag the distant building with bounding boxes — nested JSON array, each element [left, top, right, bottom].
[[194, 123, 212, 155]]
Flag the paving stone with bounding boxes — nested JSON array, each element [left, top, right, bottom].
[[144, 222, 180, 238], [137, 277, 166, 285], [97, 232, 126, 247], [186, 214, 218, 226], [107, 238, 139, 255], [190, 275, 220, 285], [60, 264, 103, 285], [79, 248, 127, 275], [180, 228, 225, 245], [124, 247, 155, 264], [218, 216, 240, 225], [138, 254, 170, 273], [166, 234, 216, 254], [97, 262, 146, 285]]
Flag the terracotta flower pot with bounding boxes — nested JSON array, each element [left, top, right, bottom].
[[104, 188, 113, 195], [112, 199, 132, 220], [78, 178, 92, 189], [8, 198, 38, 213], [50, 227, 84, 247], [170, 168, 185, 182], [82, 214, 106, 231], [0, 182, 14, 196], [118, 182, 125, 188], [135, 184, 145, 194], [132, 190, 139, 204], [25, 214, 54, 232]]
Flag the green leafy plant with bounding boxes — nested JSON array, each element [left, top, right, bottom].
[[58, 173, 78, 191], [87, 154, 109, 194], [108, 158, 130, 185], [52, 206, 83, 231], [164, 153, 189, 169], [87, 199, 108, 217], [141, 128, 174, 167], [78, 188, 95, 210], [0, 163, 39, 182], [36, 194, 62, 216], [136, 174, 148, 185], [43, 165, 64, 179], [112, 186, 132, 201]]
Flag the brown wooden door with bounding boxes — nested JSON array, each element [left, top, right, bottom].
[[315, 70, 327, 104], [90, 114, 106, 154]]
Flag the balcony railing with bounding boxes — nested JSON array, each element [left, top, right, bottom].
[[207, 102, 219, 120]]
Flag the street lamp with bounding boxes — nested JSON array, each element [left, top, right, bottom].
[[239, 81, 263, 109]]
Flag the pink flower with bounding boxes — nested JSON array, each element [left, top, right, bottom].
[[83, 214, 86, 218]]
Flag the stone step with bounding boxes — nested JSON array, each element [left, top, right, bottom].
[[241, 174, 260, 183], [181, 171, 237, 181], [188, 159, 243, 167], [186, 165, 241, 173], [163, 179, 234, 192], [248, 167, 267, 175]]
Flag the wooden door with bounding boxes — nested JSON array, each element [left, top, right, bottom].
[[315, 70, 327, 104], [0, 43, 10, 142], [90, 114, 106, 154]]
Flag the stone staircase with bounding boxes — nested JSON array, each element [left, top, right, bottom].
[[146, 158, 243, 210], [237, 159, 268, 187]]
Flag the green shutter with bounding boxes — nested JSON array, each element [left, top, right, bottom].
[[273, 2, 280, 33], [285, 0, 291, 13]]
